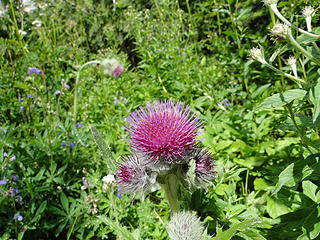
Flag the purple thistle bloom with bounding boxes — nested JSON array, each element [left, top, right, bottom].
[[193, 149, 216, 183], [14, 212, 23, 221], [0, 179, 7, 185], [27, 67, 40, 75], [10, 155, 16, 162], [12, 174, 18, 182], [76, 122, 82, 128], [125, 100, 203, 163], [54, 90, 61, 96], [116, 153, 150, 195], [112, 65, 124, 78]]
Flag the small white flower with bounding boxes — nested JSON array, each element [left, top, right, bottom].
[[102, 174, 115, 184], [286, 56, 298, 78], [249, 47, 266, 64], [271, 23, 289, 40], [302, 6, 315, 18], [18, 30, 27, 36], [32, 20, 42, 27]]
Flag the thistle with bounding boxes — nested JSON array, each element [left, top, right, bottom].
[[167, 211, 206, 240], [125, 100, 203, 163]]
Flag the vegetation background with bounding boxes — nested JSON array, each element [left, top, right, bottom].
[[0, 0, 320, 239]]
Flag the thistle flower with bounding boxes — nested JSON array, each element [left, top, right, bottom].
[[100, 59, 124, 78], [125, 100, 203, 163], [193, 149, 216, 184], [167, 211, 206, 240], [302, 6, 315, 31], [116, 153, 151, 195], [271, 23, 289, 40], [249, 47, 267, 64]]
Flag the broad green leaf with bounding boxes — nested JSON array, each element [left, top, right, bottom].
[[309, 79, 320, 123], [258, 89, 307, 109], [97, 215, 139, 240], [302, 180, 318, 203], [254, 178, 270, 191], [211, 219, 260, 240], [273, 163, 295, 195], [266, 196, 290, 219]]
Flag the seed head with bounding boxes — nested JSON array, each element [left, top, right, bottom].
[[125, 100, 203, 163], [167, 211, 206, 240]]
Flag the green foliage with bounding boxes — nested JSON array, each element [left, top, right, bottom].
[[1, 0, 320, 239]]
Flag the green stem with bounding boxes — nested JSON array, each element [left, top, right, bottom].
[[73, 60, 100, 121], [270, 4, 320, 39], [161, 174, 180, 213], [288, 31, 320, 66]]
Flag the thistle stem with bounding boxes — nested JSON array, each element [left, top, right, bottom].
[[73, 60, 100, 121], [161, 174, 180, 213]]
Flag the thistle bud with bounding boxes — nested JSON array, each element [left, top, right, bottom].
[[249, 47, 267, 64], [271, 23, 289, 40], [100, 59, 124, 78], [302, 6, 315, 32], [167, 211, 206, 240], [286, 56, 298, 78]]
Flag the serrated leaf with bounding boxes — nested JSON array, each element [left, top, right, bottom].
[[90, 126, 116, 172], [258, 89, 307, 109], [97, 215, 139, 240]]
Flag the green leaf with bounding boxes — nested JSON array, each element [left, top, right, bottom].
[[302, 180, 319, 203], [30, 201, 47, 223], [266, 196, 290, 219], [211, 219, 260, 240], [251, 84, 271, 99], [273, 163, 295, 195], [258, 89, 307, 109], [97, 215, 139, 240], [309, 79, 320, 123], [60, 192, 69, 213]]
